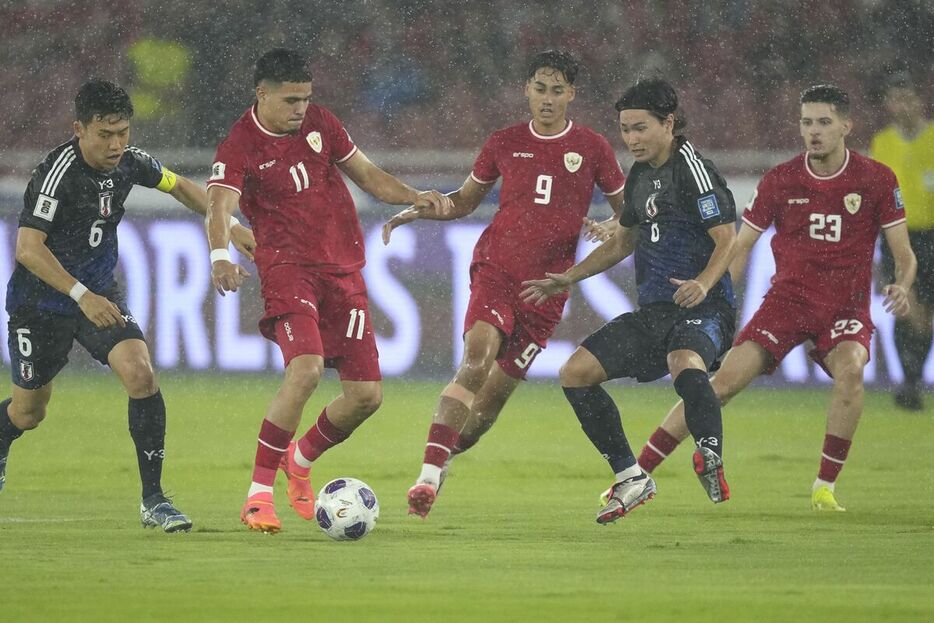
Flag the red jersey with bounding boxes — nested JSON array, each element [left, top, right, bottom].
[[743, 150, 905, 310], [208, 104, 363, 274], [470, 120, 626, 283]]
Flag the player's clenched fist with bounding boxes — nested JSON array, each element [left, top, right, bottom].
[[212, 260, 251, 295]]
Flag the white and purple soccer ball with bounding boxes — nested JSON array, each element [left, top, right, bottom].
[[314, 477, 380, 541]]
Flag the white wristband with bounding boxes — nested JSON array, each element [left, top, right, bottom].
[[210, 249, 232, 264], [69, 282, 88, 302], [229, 215, 240, 228]]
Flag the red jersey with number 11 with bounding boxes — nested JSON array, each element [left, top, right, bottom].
[[743, 150, 904, 311], [208, 104, 363, 274]]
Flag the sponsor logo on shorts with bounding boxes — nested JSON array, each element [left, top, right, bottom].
[[122, 314, 136, 325], [685, 318, 702, 325], [259, 160, 277, 170], [19, 361, 34, 382], [300, 298, 317, 311], [491, 309, 504, 325], [283, 321, 294, 342]]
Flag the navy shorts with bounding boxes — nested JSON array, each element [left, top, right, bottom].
[[7, 286, 145, 389], [581, 299, 736, 382]]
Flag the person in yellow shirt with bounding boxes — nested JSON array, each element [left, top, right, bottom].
[[872, 75, 934, 410]]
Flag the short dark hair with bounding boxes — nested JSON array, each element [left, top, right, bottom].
[[74, 79, 133, 124], [882, 72, 915, 96], [254, 48, 312, 87], [527, 49, 580, 85], [800, 84, 850, 117], [615, 77, 686, 132]]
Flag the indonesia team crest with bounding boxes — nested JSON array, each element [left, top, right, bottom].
[[564, 152, 582, 173], [306, 131, 323, 153], [99, 191, 113, 217], [844, 192, 862, 215]]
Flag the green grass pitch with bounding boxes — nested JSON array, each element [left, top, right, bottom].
[[0, 373, 932, 622]]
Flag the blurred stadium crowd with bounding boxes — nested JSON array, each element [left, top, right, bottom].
[[1, 0, 931, 155]]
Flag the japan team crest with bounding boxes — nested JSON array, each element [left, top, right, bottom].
[[645, 192, 659, 218], [564, 152, 582, 173], [844, 192, 862, 215], [99, 191, 113, 217], [306, 131, 323, 153], [19, 361, 34, 382]]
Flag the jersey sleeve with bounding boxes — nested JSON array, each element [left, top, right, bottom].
[[876, 164, 907, 229], [676, 150, 736, 229], [19, 162, 64, 234], [318, 106, 357, 164], [207, 135, 249, 195], [470, 134, 501, 185], [594, 135, 626, 196], [126, 146, 176, 192], [742, 173, 779, 232]]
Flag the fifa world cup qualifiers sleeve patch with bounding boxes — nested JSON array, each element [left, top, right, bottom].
[[697, 194, 721, 220], [156, 167, 178, 193], [210, 162, 226, 181], [894, 187, 904, 210], [33, 194, 59, 222]]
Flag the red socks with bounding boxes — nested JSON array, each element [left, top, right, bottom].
[[424, 423, 459, 467], [817, 434, 852, 483], [296, 409, 351, 465], [252, 418, 293, 487], [637, 427, 681, 473]]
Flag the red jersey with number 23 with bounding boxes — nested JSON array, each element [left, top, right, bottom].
[[743, 150, 905, 312], [470, 120, 626, 283], [208, 104, 363, 275]]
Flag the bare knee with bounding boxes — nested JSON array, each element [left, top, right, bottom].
[[9, 400, 48, 430], [559, 350, 605, 387], [283, 359, 323, 400], [120, 361, 157, 398], [348, 386, 383, 416]]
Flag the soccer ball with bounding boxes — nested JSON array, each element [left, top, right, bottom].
[[314, 477, 380, 541]]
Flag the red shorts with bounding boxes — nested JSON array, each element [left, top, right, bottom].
[[258, 265, 381, 381], [464, 262, 565, 380], [735, 290, 874, 377]]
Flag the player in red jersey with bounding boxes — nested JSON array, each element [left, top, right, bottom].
[[633, 85, 917, 511], [206, 49, 452, 533], [382, 50, 627, 518]]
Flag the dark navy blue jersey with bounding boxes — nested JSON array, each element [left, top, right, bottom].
[[620, 136, 736, 307], [6, 138, 170, 314]]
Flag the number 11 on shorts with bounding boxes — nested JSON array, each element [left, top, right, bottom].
[[346, 308, 366, 340]]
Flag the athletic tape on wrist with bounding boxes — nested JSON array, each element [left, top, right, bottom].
[[69, 282, 88, 302], [228, 215, 240, 228], [210, 249, 232, 264]]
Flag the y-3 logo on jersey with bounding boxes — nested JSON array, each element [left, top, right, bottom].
[[98, 179, 114, 190], [99, 191, 113, 217]]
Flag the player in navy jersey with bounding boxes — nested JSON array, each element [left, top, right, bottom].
[[0, 80, 256, 532], [635, 85, 916, 512], [206, 49, 452, 533], [383, 50, 627, 518], [522, 78, 737, 521]]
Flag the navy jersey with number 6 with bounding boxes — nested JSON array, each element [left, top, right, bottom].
[[620, 136, 736, 307], [6, 138, 174, 314]]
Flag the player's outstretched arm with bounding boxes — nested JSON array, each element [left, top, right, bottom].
[[15, 228, 125, 328], [671, 222, 736, 308], [520, 224, 639, 305], [882, 222, 917, 317], [583, 189, 626, 243], [206, 186, 251, 295], [382, 177, 492, 244], [338, 149, 454, 212], [726, 223, 762, 283], [170, 175, 256, 261]]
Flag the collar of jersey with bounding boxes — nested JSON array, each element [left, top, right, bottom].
[[251, 105, 290, 138], [528, 119, 573, 140], [804, 148, 850, 180]]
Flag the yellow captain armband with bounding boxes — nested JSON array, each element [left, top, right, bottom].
[[156, 168, 178, 192]]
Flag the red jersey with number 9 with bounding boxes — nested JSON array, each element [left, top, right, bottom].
[[742, 150, 905, 312], [208, 105, 363, 274], [470, 120, 626, 283]]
